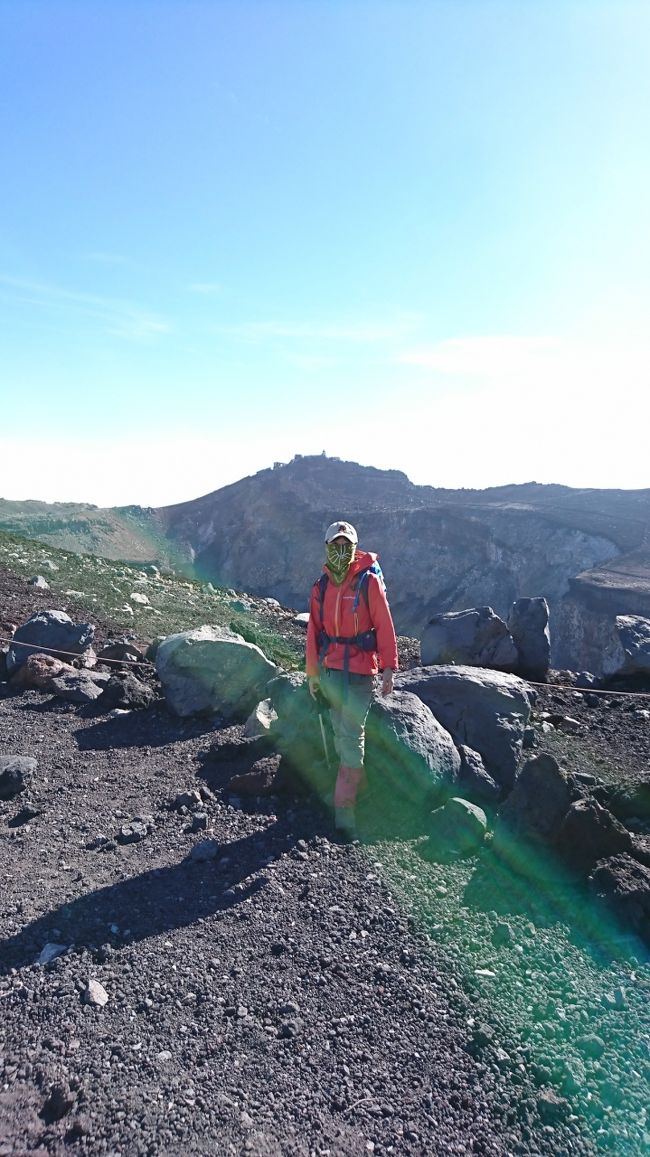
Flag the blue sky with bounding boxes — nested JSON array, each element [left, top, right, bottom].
[[2, 0, 649, 506]]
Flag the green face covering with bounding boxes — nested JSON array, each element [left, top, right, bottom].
[[326, 541, 355, 583]]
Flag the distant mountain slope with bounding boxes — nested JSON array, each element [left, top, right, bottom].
[[154, 456, 650, 668], [2, 455, 650, 669], [0, 498, 187, 568], [158, 455, 650, 557]]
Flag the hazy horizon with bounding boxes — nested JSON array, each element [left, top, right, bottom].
[[2, 451, 650, 512]]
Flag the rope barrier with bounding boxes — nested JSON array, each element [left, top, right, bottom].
[[2, 634, 650, 698], [523, 678, 650, 701], [0, 636, 155, 669]]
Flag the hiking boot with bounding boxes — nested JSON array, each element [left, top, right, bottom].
[[334, 807, 357, 840]]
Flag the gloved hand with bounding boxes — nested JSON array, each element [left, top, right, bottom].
[[308, 676, 320, 700], [381, 668, 395, 697]]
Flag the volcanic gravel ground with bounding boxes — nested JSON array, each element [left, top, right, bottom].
[[530, 681, 650, 790], [1, 694, 543, 1157], [2, 569, 650, 1154], [0, 570, 136, 658]]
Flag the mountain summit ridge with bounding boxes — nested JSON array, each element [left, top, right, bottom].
[[1, 454, 650, 670]]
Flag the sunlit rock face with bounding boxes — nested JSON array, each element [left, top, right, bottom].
[[157, 456, 647, 670], [554, 550, 650, 672]]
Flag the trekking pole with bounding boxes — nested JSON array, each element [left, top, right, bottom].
[[314, 691, 334, 769]]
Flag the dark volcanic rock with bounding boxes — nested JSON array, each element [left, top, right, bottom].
[[117, 820, 149, 844], [557, 798, 633, 872], [98, 672, 156, 710], [420, 606, 518, 671], [49, 671, 110, 703], [494, 753, 575, 848], [602, 614, 650, 679], [605, 780, 650, 823], [226, 754, 283, 796], [508, 596, 551, 682], [188, 837, 220, 862], [421, 796, 487, 860], [589, 853, 650, 943], [457, 744, 500, 806], [96, 639, 145, 665], [397, 665, 531, 788], [7, 609, 95, 672], [40, 1082, 75, 1123], [0, 755, 37, 799]]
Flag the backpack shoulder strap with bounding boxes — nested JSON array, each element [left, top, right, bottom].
[[317, 573, 329, 624], [352, 562, 385, 612]]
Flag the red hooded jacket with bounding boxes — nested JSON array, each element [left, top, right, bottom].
[[306, 550, 399, 678]]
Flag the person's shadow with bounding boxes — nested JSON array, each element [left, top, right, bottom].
[[0, 824, 292, 976]]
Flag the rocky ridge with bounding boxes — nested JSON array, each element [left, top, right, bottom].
[[2, 555, 650, 1154], [2, 456, 650, 671]]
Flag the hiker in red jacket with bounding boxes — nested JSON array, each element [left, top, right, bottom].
[[306, 520, 398, 837]]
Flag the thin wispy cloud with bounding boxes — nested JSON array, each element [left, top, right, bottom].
[[398, 333, 650, 388], [399, 335, 560, 376], [0, 275, 169, 341], [211, 314, 420, 344], [82, 252, 132, 266]]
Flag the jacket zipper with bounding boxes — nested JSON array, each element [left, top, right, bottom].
[[334, 581, 343, 637], [334, 566, 357, 638]]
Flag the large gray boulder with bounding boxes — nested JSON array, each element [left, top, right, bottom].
[[420, 607, 518, 671], [155, 625, 279, 719], [266, 676, 460, 812], [365, 691, 461, 811], [7, 610, 95, 673], [267, 672, 336, 797], [396, 665, 532, 788], [508, 597, 551, 682], [601, 615, 650, 679]]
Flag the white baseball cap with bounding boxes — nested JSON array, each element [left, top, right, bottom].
[[324, 520, 358, 545]]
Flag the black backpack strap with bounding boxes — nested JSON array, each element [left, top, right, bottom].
[[317, 573, 328, 627], [317, 573, 329, 663], [353, 563, 384, 612], [353, 568, 370, 612]]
